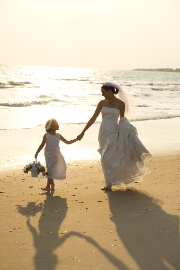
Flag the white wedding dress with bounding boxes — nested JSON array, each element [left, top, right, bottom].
[[44, 133, 67, 180], [98, 107, 151, 187]]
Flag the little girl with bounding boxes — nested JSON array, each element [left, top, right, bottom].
[[35, 118, 79, 191]]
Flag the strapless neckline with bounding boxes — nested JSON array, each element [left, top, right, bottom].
[[102, 106, 120, 112]]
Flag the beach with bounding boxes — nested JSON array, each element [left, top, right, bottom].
[[1, 0, 180, 266], [0, 117, 180, 270]]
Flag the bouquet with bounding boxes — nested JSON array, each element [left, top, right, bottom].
[[23, 161, 47, 177]]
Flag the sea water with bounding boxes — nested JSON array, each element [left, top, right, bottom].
[[0, 65, 180, 130]]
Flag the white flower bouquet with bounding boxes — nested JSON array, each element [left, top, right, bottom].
[[23, 161, 47, 177]]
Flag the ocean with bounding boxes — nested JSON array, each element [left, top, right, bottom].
[[0, 65, 180, 130]]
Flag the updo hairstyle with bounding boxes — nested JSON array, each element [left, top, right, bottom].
[[101, 85, 119, 94]]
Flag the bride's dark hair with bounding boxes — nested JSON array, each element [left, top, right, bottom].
[[101, 85, 119, 94]]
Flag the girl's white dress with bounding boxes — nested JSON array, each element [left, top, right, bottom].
[[44, 133, 67, 180], [98, 107, 151, 187]]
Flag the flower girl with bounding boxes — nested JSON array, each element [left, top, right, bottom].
[[35, 118, 79, 191]]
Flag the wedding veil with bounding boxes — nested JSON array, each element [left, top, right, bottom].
[[117, 84, 137, 119]]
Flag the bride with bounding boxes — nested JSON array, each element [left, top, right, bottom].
[[77, 82, 151, 190]]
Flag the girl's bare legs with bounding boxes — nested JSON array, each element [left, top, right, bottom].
[[41, 178, 53, 191], [49, 179, 55, 190]]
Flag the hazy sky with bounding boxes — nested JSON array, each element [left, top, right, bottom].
[[1, 0, 180, 69]]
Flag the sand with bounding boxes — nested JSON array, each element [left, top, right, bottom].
[[0, 118, 180, 270]]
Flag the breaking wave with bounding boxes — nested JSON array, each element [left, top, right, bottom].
[[0, 100, 51, 107]]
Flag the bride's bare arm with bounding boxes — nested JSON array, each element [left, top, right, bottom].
[[77, 101, 103, 139], [120, 103, 125, 118], [118, 100, 125, 118]]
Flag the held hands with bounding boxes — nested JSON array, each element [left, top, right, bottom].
[[77, 132, 84, 141]]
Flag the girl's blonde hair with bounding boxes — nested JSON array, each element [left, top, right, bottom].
[[45, 118, 59, 131]]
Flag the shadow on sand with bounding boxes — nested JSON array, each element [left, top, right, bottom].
[[17, 191, 130, 270], [18, 191, 68, 269], [106, 188, 180, 270]]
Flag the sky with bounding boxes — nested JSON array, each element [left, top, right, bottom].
[[0, 0, 180, 70]]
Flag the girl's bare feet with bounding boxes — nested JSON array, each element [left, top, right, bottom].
[[41, 187, 51, 191], [101, 186, 112, 190], [50, 185, 55, 190]]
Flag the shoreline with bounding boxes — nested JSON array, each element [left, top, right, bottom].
[[0, 117, 180, 171], [1, 114, 180, 130], [2, 115, 179, 185]]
